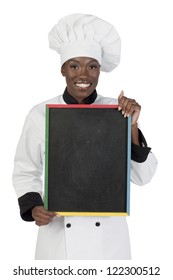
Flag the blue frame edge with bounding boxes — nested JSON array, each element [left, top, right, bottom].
[[126, 116, 131, 215]]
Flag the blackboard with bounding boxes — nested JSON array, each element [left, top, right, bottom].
[[44, 104, 131, 216]]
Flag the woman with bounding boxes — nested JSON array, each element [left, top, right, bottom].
[[12, 14, 158, 260]]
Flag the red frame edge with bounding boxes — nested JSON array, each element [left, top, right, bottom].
[[46, 104, 119, 109]]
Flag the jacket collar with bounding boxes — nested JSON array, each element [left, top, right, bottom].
[[63, 87, 97, 104]]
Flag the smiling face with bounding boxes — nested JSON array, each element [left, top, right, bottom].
[[61, 57, 100, 104]]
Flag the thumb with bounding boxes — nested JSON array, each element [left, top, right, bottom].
[[118, 90, 124, 102], [118, 90, 124, 110]]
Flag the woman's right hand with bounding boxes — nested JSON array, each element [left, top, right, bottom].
[[32, 206, 58, 226]]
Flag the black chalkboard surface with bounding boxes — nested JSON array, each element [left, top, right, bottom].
[[44, 104, 131, 216]]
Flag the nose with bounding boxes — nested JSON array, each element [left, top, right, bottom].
[[79, 66, 88, 77]]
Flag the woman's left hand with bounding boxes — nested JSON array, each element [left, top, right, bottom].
[[118, 91, 141, 125]]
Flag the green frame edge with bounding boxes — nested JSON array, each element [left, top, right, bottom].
[[44, 105, 49, 209]]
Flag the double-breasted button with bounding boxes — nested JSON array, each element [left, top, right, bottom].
[[66, 223, 71, 228], [95, 222, 100, 227]]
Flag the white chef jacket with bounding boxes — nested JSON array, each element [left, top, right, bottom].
[[12, 93, 158, 260]]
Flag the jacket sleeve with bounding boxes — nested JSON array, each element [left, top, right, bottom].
[[130, 129, 158, 186], [12, 112, 44, 221]]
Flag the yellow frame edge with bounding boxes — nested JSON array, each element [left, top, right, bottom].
[[55, 212, 128, 216]]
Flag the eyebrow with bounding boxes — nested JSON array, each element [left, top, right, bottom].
[[68, 58, 99, 64]]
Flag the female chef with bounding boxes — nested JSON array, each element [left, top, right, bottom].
[[12, 14, 158, 260]]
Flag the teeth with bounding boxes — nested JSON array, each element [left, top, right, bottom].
[[75, 83, 90, 88]]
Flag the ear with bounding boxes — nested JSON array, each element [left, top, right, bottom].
[[61, 66, 66, 77]]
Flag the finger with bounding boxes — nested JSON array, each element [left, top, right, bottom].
[[32, 209, 54, 224], [118, 95, 134, 113], [39, 207, 55, 217], [120, 98, 140, 118], [123, 100, 138, 117], [118, 90, 124, 101], [35, 217, 52, 226], [34, 212, 54, 226], [55, 213, 61, 217], [35, 212, 61, 226], [34, 211, 54, 222], [119, 97, 133, 115], [33, 206, 55, 217], [128, 103, 141, 115]]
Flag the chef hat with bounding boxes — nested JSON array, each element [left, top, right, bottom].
[[48, 14, 121, 72]]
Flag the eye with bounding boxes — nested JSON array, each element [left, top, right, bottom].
[[89, 64, 99, 70], [69, 64, 79, 70]]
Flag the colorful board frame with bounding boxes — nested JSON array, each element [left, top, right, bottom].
[[44, 104, 131, 216]]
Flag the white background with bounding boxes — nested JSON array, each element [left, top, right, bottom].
[[0, 0, 172, 279]]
